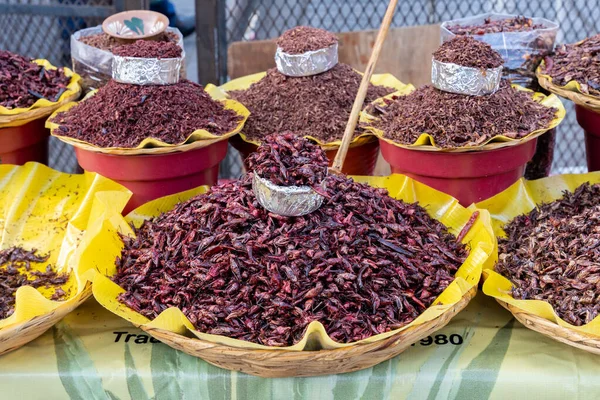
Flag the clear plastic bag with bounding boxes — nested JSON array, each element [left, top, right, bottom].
[[70, 26, 186, 91]]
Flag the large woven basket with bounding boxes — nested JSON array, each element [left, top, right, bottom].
[[140, 287, 476, 378], [0, 283, 91, 356], [537, 71, 600, 112]]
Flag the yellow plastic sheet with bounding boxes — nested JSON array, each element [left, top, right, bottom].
[[363, 84, 566, 152], [0, 60, 81, 116], [0, 163, 131, 330], [92, 174, 495, 351], [477, 172, 600, 336], [211, 71, 415, 148], [46, 87, 250, 154]]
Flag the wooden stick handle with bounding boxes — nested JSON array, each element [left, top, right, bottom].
[[331, 0, 398, 173]]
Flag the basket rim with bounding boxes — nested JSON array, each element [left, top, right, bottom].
[[0, 282, 92, 356], [496, 298, 600, 355], [536, 69, 600, 112]]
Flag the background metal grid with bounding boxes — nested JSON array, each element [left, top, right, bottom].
[[1, 0, 596, 177]]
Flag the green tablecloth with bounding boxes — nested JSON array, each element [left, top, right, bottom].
[[1, 293, 598, 400]]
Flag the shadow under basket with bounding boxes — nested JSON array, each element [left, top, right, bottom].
[[576, 104, 600, 172], [75, 141, 228, 214], [230, 135, 380, 176], [379, 138, 538, 206], [0, 118, 49, 165]]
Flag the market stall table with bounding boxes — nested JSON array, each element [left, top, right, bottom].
[[0, 294, 597, 399]]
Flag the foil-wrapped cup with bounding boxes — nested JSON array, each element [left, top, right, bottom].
[[112, 55, 182, 85], [252, 173, 324, 217], [431, 58, 502, 96], [275, 43, 338, 77]]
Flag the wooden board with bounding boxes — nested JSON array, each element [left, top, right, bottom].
[[227, 24, 442, 175]]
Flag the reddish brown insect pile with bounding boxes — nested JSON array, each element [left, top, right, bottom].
[[79, 31, 180, 52], [228, 64, 394, 143], [447, 16, 544, 35], [114, 169, 469, 346], [0, 50, 71, 109], [51, 80, 241, 148], [367, 82, 557, 148], [497, 183, 600, 326], [433, 36, 504, 69], [0, 247, 69, 320], [544, 34, 600, 95], [112, 40, 182, 58], [247, 133, 328, 187], [277, 26, 338, 54]]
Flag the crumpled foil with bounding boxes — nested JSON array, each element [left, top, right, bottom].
[[112, 55, 182, 85], [252, 173, 324, 217], [275, 43, 338, 77], [431, 58, 502, 96]]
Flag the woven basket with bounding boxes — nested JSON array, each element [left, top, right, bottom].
[[537, 72, 600, 112], [0, 282, 91, 356], [140, 286, 476, 378], [496, 299, 600, 355]]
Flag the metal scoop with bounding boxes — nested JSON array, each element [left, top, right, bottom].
[[252, 0, 398, 216]]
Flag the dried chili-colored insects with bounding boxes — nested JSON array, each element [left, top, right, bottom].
[[51, 79, 241, 148], [79, 31, 180, 52], [277, 26, 338, 54], [367, 82, 557, 148], [447, 16, 544, 35], [247, 133, 328, 187], [228, 64, 395, 143], [0, 247, 69, 320], [0, 50, 71, 109], [114, 173, 469, 347], [543, 34, 600, 95], [434, 36, 503, 69], [497, 183, 600, 326], [112, 40, 182, 58]]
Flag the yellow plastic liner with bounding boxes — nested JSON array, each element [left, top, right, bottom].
[[46, 86, 250, 154], [0, 162, 131, 330], [477, 172, 600, 336], [363, 84, 566, 152], [92, 174, 495, 351], [0, 60, 81, 116], [210, 71, 414, 148]]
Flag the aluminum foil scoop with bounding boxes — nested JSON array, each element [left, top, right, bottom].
[[253, 173, 326, 217]]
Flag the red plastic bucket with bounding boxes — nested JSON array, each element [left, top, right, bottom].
[[230, 135, 380, 176], [575, 104, 600, 172], [379, 138, 538, 206], [0, 118, 49, 165], [75, 140, 228, 214]]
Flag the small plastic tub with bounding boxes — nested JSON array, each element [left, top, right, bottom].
[[0, 118, 49, 165], [230, 136, 380, 176], [75, 140, 228, 214], [575, 104, 600, 172], [379, 138, 538, 205]]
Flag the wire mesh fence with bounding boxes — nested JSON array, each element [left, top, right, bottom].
[[2, 0, 597, 177]]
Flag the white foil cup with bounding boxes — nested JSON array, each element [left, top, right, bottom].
[[252, 173, 325, 217], [275, 43, 338, 77], [112, 55, 182, 85], [431, 58, 503, 96]]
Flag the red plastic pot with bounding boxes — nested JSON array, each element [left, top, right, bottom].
[[379, 138, 538, 206], [75, 140, 228, 214], [0, 118, 49, 165], [230, 135, 380, 176], [575, 104, 600, 172]]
